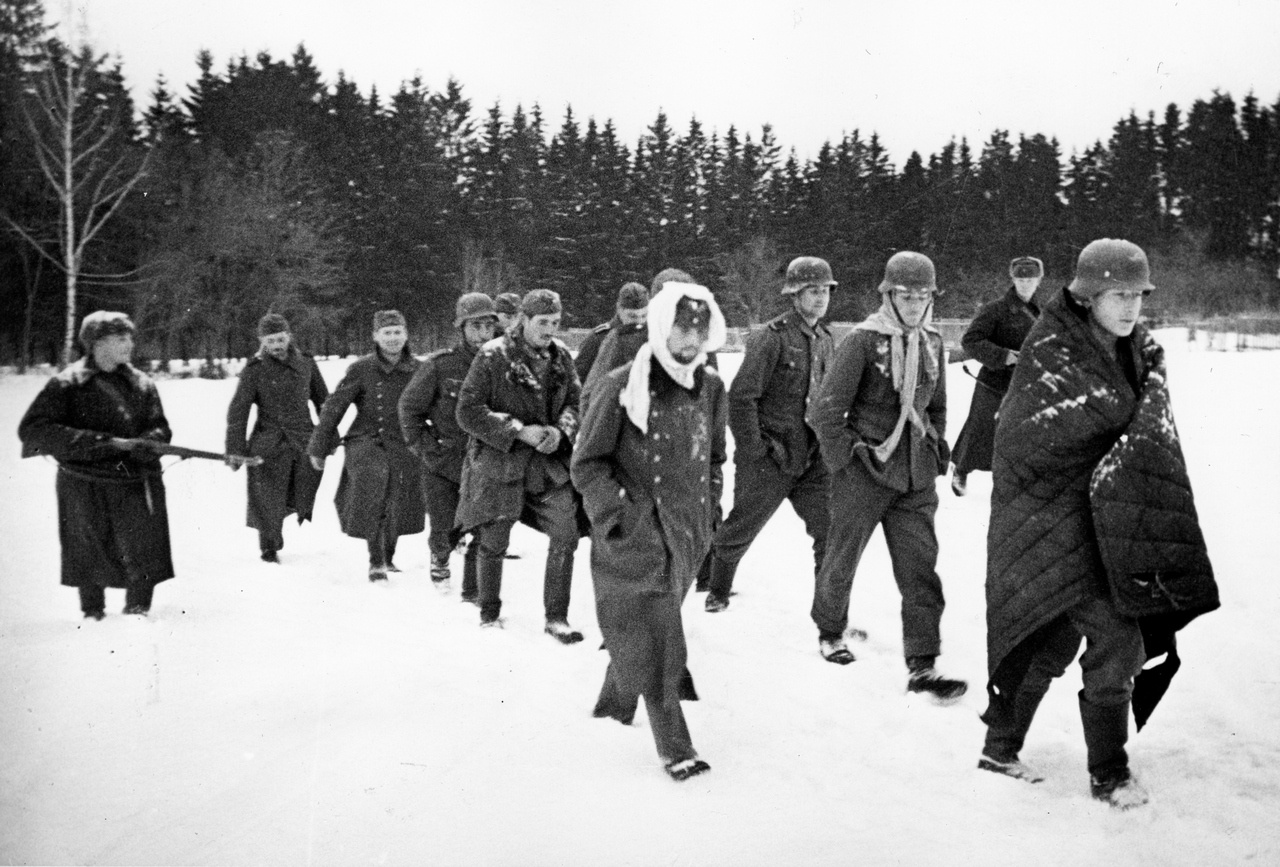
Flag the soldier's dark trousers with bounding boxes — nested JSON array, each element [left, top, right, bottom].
[[595, 662, 696, 764], [421, 471, 465, 562], [367, 527, 399, 568], [707, 454, 829, 596], [474, 483, 579, 623], [79, 582, 153, 615], [982, 595, 1144, 775], [810, 460, 944, 658], [247, 449, 321, 551]]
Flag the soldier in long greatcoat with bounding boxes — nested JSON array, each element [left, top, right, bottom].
[[19, 311, 174, 619], [949, 257, 1042, 496], [309, 310, 424, 581], [225, 313, 329, 562], [571, 282, 728, 782]]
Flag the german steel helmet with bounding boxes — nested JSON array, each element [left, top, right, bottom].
[[782, 256, 838, 295], [454, 292, 498, 327]]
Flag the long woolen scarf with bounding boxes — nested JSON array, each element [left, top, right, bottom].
[[852, 294, 942, 463], [620, 282, 726, 433]]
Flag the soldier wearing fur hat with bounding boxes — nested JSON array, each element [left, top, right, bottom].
[[455, 289, 586, 642], [225, 312, 330, 562], [809, 252, 967, 702], [19, 311, 175, 619], [308, 310, 425, 581], [980, 239, 1217, 808], [700, 256, 835, 613], [572, 281, 728, 781], [574, 281, 648, 383], [949, 257, 1042, 496], [398, 293, 498, 597]]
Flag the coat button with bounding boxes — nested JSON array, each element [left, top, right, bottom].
[[654, 476, 661, 483]]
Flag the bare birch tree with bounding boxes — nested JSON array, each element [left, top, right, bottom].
[[1, 43, 148, 365]]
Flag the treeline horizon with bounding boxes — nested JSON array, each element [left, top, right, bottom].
[[2, 0, 1279, 366]]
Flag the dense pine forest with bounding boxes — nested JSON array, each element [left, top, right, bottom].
[[2, 0, 1278, 366]]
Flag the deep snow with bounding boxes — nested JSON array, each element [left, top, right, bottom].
[[1, 331, 1277, 866]]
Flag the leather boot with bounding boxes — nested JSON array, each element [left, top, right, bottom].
[[477, 550, 504, 624], [1079, 692, 1131, 780], [543, 542, 576, 623], [460, 542, 479, 602]]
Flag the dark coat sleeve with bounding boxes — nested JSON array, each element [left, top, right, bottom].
[[727, 326, 781, 461], [308, 357, 330, 414], [309, 361, 362, 458], [962, 300, 1015, 371], [225, 367, 257, 456], [569, 371, 629, 534], [813, 333, 868, 474], [455, 347, 521, 453], [398, 360, 441, 455]]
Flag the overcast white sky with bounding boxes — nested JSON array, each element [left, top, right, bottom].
[[74, 0, 1280, 164]]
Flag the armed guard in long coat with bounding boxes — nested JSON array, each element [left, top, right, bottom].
[[980, 239, 1218, 809], [809, 252, 967, 702], [19, 312, 175, 619], [454, 289, 586, 642], [397, 293, 498, 598], [950, 256, 1042, 496], [225, 313, 329, 562], [701, 256, 835, 613], [572, 282, 728, 782], [308, 310, 425, 581]]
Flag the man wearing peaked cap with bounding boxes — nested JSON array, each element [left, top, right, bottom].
[[455, 288, 587, 642], [226, 312, 331, 563], [700, 256, 836, 614], [308, 310, 425, 581], [572, 280, 728, 781], [950, 256, 1043, 497], [398, 293, 499, 599]]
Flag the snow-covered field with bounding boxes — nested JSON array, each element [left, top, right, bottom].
[[2, 332, 1277, 866]]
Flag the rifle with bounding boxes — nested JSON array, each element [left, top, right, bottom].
[[112, 438, 264, 467]]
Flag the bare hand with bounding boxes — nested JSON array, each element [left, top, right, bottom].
[[516, 425, 548, 449], [309, 455, 325, 471], [535, 426, 562, 454], [1006, 350, 1020, 365]]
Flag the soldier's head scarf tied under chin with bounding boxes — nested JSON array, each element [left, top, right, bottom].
[[620, 281, 726, 434]]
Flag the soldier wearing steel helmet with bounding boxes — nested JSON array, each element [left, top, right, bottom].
[[398, 293, 500, 597], [809, 251, 967, 703], [699, 256, 835, 613]]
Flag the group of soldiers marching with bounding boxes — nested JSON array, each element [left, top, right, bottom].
[[19, 239, 1219, 803]]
